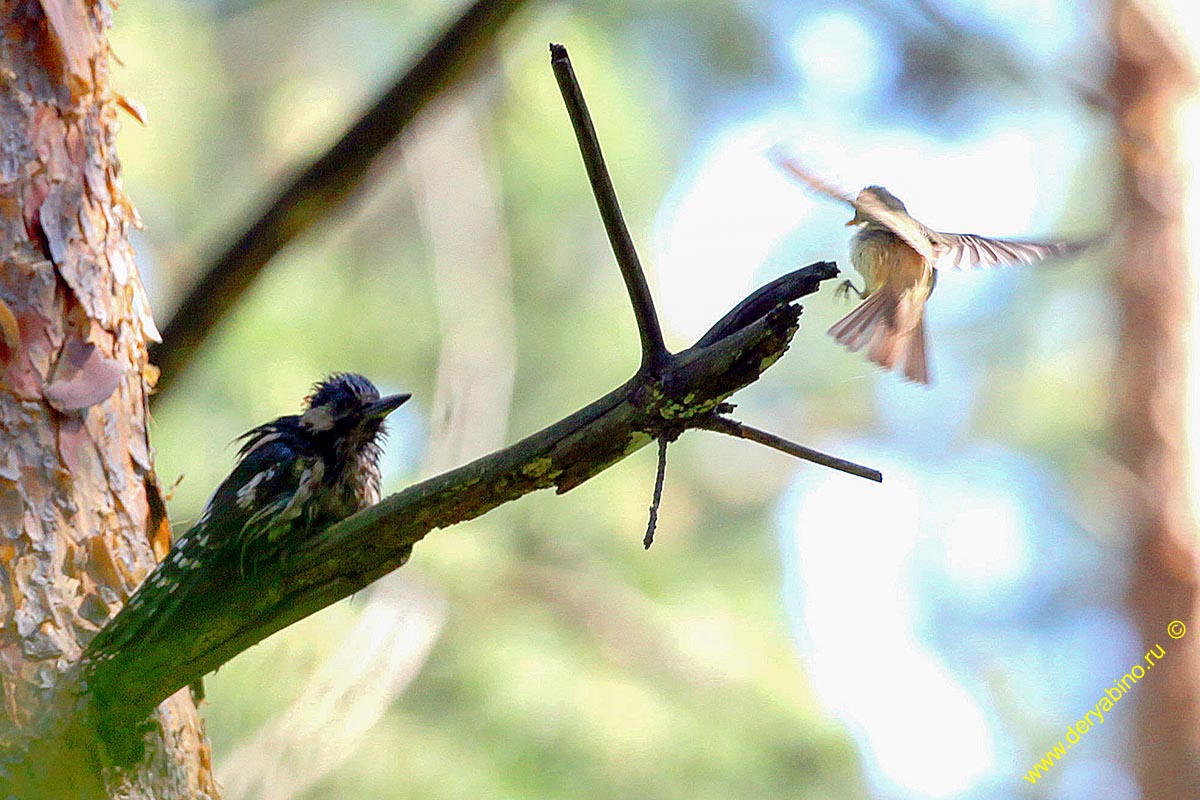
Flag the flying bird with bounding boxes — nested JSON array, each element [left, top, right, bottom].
[[774, 154, 1086, 384]]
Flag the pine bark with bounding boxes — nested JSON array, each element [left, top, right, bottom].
[[0, 1, 216, 796]]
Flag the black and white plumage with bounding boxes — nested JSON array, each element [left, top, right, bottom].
[[83, 373, 410, 667]]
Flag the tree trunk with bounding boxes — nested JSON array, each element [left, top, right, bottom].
[[1109, 0, 1200, 796], [0, 1, 216, 796]]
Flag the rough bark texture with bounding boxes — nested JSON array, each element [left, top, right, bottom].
[[2, 1, 847, 789], [0, 1, 216, 796], [1109, 1, 1200, 795]]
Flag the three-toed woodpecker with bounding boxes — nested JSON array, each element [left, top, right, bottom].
[[84, 373, 410, 666]]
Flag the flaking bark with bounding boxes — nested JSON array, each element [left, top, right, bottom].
[[0, 0, 216, 796]]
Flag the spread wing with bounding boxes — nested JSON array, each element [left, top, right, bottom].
[[772, 152, 937, 262], [930, 233, 1089, 270]]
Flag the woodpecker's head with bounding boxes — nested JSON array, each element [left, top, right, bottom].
[[299, 373, 410, 451]]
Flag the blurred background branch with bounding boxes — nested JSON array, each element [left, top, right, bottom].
[[87, 253, 840, 739], [845, 0, 1110, 117], [89, 32, 856, 729], [96, 0, 1186, 795], [148, 0, 535, 400]]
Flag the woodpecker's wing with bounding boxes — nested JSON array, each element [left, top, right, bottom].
[[772, 153, 938, 261], [929, 233, 1089, 270], [241, 457, 324, 547], [84, 436, 317, 666]]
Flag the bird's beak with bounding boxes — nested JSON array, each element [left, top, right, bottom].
[[363, 393, 411, 420], [846, 210, 863, 227]]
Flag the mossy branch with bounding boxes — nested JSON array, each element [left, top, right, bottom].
[[82, 45, 877, 754]]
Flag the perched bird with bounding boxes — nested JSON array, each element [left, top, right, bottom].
[[84, 373, 410, 667], [774, 155, 1086, 384]]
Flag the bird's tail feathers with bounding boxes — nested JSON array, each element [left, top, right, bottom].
[[83, 537, 209, 669], [829, 292, 931, 385], [902, 316, 930, 384]]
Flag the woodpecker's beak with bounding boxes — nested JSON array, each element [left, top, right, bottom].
[[363, 393, 411, 420]]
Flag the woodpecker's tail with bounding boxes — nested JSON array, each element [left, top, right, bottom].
[[829, 291, 931, 385]]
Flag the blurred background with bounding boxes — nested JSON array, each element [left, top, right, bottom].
[[108, 0, 1199, 797]]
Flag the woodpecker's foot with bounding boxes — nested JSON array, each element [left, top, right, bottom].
[[834, 280, 864, 301]]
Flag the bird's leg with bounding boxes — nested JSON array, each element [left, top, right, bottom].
[[834, 279, 865, 301]]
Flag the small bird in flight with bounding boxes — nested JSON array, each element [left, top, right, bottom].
[[774, 154, 1087, 384]]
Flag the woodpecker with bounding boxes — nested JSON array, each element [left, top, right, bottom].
[[83, 373, 411, 667]]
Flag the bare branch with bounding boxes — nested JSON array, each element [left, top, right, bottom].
[[697, 261, 838, 346], [149, 0, 532, 400], [550, 43, 669, 373], [698, 416, 883, 483], [83, 47, 864, 754], [644, 437, 669, 549], [83, 261, 838, 739]]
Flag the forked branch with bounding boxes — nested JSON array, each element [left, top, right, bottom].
[[83, 45, 879, 750], [551, 43, 668, 373]]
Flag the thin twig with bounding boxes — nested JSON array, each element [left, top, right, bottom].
[[549, 43, 669, 373], [149, 0, 530, 400], [644, 437, 669, 549], [699, 416, 882, 483], [84, 273, 828, 736]]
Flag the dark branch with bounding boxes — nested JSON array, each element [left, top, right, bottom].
[[697, 261, 838, 347], [83, 261, 842, 734], [698, 416, 883, 483], [149, 0, 531, 400], [84, 45, 879, 749], [550, 43, 668, 373], [643, 437, 669, 549]]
